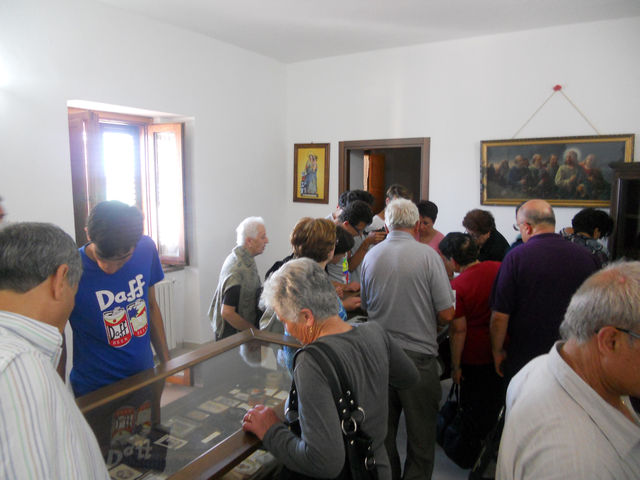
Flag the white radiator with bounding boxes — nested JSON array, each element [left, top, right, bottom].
[[154, 279, 179, 350]]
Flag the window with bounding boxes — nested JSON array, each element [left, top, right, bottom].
[[67, 108, 187, 266]]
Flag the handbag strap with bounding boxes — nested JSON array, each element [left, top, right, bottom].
[[447, 382, 460, 404], [289, 341, 378, 474], [290, 342, 362, 427]]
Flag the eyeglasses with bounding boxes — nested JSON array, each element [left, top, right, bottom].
[[615, 327, 640, 341], [513, 222, 529, 231]]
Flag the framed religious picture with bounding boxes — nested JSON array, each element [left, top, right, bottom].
[[481, 134, 635, 207], [293, 143, 330, 203]]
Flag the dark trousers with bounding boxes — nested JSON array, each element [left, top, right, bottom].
[[386, 351, 441, 480], [459, 363, 504, 438]]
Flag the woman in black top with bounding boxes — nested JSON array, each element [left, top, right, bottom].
[[462, 209, 510, 261]]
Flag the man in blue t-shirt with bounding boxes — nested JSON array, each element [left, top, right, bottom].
[[67, 201, 170, 397]]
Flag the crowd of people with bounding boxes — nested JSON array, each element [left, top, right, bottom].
[[0, 187, 638, 480]]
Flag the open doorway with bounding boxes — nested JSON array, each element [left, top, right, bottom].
[[338, 138, 430, 212]]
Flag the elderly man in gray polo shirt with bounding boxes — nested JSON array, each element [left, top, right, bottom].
[[361, 199, 455, 480], [497, 261, 640, 479]]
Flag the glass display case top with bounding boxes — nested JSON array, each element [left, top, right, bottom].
[[79, 331, 298, 480]]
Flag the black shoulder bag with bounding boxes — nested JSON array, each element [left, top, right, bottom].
[[280, 342, 379, 480]]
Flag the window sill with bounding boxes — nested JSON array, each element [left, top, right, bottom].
[[162, 264, 186, 273]]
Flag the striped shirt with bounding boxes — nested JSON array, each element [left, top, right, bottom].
[[497, 342, 640, 479], [0, 311, 108, 480]]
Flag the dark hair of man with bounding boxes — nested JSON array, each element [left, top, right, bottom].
[[346, 189, 375, 206], [385, 184, 412, 201], [87, 200, 144, 259], [334, 225, 355, 256], [439, 232, 478, 267], [416, 200, 438, 222], [462, 209, 495, 235], [0, 222, 83, 293], [290, 217, 337, 263], [572, 208, 614, 238], [338, 190, 350, 209], [339, 200, 373, 227]]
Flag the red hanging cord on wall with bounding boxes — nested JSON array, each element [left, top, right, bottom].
[[512, 84, 600, 138]]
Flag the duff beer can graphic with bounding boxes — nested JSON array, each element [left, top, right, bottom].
[[111, 405, 136, 444], [127, 298, 149, 337], [136, 400, 152, 435], [103, 307, 133, 347]]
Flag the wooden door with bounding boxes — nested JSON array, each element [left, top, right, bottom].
[[365, 153, 385, 213]]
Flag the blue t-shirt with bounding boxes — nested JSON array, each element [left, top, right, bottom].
[[70, 236, 164, 397]]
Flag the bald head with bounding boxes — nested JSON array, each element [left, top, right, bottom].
[[516, 199, 556, 241]]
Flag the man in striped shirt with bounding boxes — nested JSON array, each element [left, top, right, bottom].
[[0, 222, 108, 479]]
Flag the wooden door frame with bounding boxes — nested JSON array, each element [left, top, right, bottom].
[[338, 137, 431, 199]]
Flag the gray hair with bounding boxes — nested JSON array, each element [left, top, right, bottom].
[[0, 222, 82, 293], [260, 258, 340, 324], [520, 201, 556, 227], [385, 198, 419, 230], [560, 261, 640, 342], [236, 216, 265, 246]]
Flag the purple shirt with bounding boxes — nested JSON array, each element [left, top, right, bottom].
[[490, 233, 599, 378]]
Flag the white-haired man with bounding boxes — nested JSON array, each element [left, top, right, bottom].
[[0, 223, 108, 479], [497, 261, 640, 480], [361, 199, 455, 480], [208, 217, 269, 340]]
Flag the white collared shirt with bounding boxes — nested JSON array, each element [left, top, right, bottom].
[[0, 311, 108, 479], [497, 341, 640, 480]]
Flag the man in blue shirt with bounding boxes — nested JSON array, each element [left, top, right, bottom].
[[67, 201, 170, 397]]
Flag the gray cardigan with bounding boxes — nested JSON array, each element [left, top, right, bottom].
[[263, 322, 419, 479]]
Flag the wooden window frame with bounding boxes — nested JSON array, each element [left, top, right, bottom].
[[68, 108, 187, 266]]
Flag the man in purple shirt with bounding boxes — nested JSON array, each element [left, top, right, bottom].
[[490, 199, 600, 382]]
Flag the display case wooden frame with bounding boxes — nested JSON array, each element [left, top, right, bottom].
[[78, 329, 300, 480], [608, 162, 640, 261]]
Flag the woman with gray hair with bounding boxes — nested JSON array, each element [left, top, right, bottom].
[[242, 258, 418, 479]]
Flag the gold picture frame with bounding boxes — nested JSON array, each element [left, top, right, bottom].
[[481, 134, 635, 207], [293, 143, 330, 203]]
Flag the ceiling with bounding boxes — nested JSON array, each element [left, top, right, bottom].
[[97, 0, 640, 63]]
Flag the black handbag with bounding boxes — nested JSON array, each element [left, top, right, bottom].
[[280, 342, 379, 480], [436, 383, 459, 445], [437, 382, 482, 469]]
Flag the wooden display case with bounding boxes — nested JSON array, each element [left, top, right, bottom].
[[77, 329, 300, 480], [608, 162, 640, 261]]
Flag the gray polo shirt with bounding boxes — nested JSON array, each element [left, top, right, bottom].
[[497, 342, 640, 479], [360, 230, 454, 355]]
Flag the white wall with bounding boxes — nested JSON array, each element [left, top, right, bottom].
[[0, 0, 287, 344], [2, 3, 640, 350], [285, 17, 640, 242]]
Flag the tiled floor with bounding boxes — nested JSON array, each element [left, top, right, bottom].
[[433, 445, 470, 480]]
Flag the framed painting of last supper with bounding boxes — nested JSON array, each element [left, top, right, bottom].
[[481, 134, 634, 207]]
